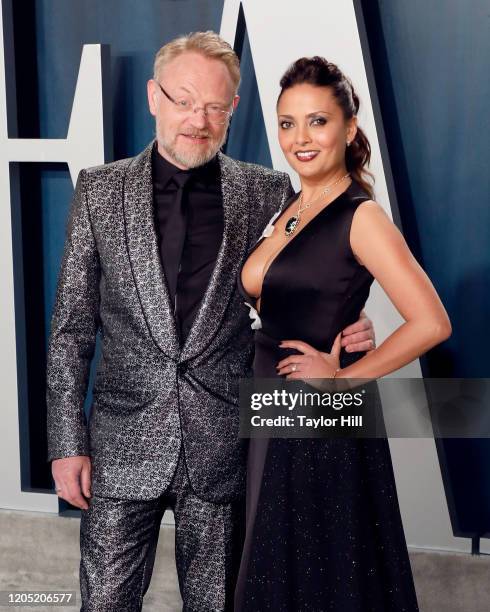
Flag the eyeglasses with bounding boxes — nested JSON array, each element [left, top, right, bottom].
[[155, 81, 234, 125]]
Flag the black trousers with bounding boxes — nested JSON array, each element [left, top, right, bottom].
[[80, 455, 244, 611]]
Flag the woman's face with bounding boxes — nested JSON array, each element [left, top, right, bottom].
[[277, 83, 356, 181]]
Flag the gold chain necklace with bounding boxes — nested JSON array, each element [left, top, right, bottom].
[[284, 173, 350, 237]]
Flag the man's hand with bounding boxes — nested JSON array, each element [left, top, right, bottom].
[[341, 310, 376, 353], [52, 456, 92, 510]]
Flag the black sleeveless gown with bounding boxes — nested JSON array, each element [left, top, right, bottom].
[[235, 181, 419, 611]]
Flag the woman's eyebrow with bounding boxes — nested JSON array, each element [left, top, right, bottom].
[[278, 110, 333, 119], [306, 110, 332, 117]]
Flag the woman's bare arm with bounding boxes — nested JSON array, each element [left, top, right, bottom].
[[337, 201, 451, 379]]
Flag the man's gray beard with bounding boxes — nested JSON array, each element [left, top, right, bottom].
[[157, 129, 228, 169]]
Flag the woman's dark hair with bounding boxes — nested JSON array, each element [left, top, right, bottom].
[[278, 56, 374, 198]]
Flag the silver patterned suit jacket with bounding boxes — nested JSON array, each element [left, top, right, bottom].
[[46, 140, 293, 503]]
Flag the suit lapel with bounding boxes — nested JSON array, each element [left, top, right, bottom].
[[181, 152, 250, 361], [122, 141, 180, 360]]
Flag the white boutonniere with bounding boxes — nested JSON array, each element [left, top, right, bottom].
[[258, 209, 282, 241], [244, 302, 262, 330]]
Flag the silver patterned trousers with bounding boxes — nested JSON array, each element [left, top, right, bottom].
[[79, 454, 244, 611]]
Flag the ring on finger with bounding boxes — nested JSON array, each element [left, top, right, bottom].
[[291, 364, 297, 372]]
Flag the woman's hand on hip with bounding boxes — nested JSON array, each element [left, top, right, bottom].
[[277, 334, 341, 379]]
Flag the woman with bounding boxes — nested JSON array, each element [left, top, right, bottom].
[[235, 57, 451, 611]]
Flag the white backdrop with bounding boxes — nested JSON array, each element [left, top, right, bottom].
[[0, 0, 108, 512]]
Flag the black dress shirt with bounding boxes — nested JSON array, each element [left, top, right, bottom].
[[152, 144, 224, 343]]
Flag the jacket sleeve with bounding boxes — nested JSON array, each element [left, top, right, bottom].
[[46, 169, 100, 461], [281, 172, 295, 203]]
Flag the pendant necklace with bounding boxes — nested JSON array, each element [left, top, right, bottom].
[[284, 173, 350, 237]]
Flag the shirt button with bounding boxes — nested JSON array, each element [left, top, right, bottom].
[[177, 362, 188, 375]]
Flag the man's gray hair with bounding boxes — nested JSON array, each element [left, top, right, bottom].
[[153, 31, 240, 91]]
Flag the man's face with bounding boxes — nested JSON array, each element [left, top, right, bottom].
[[147, 51, 239, 169]]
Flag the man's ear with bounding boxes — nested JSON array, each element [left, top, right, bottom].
[[147, 79, 158, 117], [232, 94, 240, 111]]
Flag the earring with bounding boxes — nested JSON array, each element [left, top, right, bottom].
[[346, 140, 351, 147]]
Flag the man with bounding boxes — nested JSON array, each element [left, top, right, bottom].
[[47, 31, 374, 612]]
